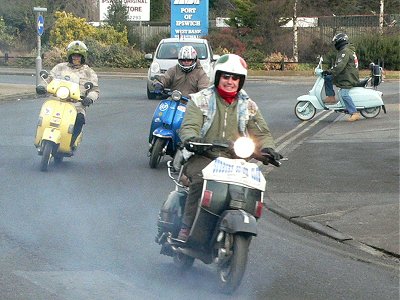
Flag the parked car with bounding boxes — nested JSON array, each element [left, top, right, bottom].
[[144, 37, 220, 99]]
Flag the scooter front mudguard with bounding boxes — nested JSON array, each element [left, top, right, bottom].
[[152, 127, 174, 139], [149, 99, 175, 143], [297, 94, 324, 110], [218, 210, 258, 236]]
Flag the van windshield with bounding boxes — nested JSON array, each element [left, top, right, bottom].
[[157, 43, 208, 60]]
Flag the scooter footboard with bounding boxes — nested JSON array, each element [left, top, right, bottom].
[[218, 210, 257, 236]]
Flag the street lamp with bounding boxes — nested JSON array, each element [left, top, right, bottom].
[[33, 7, 47, 87]]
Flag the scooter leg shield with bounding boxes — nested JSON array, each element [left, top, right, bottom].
[[218, 210, 258, 236], [158, 190, 187, 236]]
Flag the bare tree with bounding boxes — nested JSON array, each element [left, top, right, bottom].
[[379, 0, 384, 35], [292, 0, 298, 62]]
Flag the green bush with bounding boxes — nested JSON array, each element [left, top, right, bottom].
[[207, 28, 246, 56], [83, 38, 146, 69], [354, 34, 400, 70], [43, 46, 65, 68], [142, 32, 170, 54], [242, 49, 265, 70]]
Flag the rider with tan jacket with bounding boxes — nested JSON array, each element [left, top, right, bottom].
[[152, 46, 210, 98]]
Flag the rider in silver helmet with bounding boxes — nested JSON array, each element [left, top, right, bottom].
[[152, 45, 210, 98]]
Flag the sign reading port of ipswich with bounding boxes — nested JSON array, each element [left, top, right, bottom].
[[37, 15, 44, 36], [170, 0, 208, 38]]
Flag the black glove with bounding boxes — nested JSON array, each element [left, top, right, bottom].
[[322, 70, 332, 76], [81, 97, 93, 107], [152, 81, 164, 93], [184, 137, 205, 152], [261, 148, 283, 161], [36, 85, 47, 95]]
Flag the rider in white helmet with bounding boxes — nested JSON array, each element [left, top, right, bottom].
[[176, 53, 282, 241], [152, 45, 210, 98]]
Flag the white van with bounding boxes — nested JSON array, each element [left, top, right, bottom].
[[144, 37, 220, 99]]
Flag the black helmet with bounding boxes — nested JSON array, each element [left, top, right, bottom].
[[332, 33, 349, 50]]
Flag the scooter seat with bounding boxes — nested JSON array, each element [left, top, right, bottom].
[[354, 78, 369, 87]]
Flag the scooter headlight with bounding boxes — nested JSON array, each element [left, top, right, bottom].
[[233, 137, 255, 158], [171, 90, 182, 101], [56, 86, 70, 99]]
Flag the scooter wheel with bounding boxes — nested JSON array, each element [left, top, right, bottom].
[[149, 139, 165, 169], [294, 101, 316, 121], [218, 234, 251, 294], [360, 106, 381, 118], [40, 141, 53, 172]]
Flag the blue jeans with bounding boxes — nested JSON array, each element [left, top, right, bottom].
[[324, 74, 335, 96], [324, 75, 357, 114], [339, 88, 357, 114]]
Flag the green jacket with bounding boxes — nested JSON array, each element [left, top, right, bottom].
[[331, 44, 360, 88], [180, 86, 276, 159]]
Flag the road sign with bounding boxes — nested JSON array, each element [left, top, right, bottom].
[[37, 15, 44, 36]]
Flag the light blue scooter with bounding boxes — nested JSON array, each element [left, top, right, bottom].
[[294, 56, 386, 121]]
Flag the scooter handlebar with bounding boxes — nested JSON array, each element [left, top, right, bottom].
[[185, 140, 282, 167], [261, 154, 282, 167]]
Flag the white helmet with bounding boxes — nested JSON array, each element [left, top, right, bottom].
[[212, 54, 248, 91], [178, 46, 197, 73]]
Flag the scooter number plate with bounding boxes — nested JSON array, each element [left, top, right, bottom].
[[202, 157, 266, 191]]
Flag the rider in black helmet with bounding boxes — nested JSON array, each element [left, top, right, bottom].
[[322, 33, 361, 122]]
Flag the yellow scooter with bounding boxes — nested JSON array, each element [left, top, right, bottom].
[[34, 70, 93, 171]]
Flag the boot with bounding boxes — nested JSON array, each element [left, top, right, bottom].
[[177, 226, 191, 242], [324, 96, 336, 104], [347, 112, 361, 122]]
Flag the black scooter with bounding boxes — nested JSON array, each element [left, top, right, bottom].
[[155, 137, 280, 294]]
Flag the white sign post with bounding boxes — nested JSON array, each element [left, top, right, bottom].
[[33, 7, 47, 87]]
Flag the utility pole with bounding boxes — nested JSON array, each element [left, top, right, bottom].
[[33, 6, 47, 87]]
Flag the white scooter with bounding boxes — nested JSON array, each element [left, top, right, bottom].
[[294, 56, 386, 121]]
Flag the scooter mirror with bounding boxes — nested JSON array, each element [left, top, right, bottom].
[[84, 82, 93, 90], [36, 85, 47, 95], [39, 70, 49, 79]]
